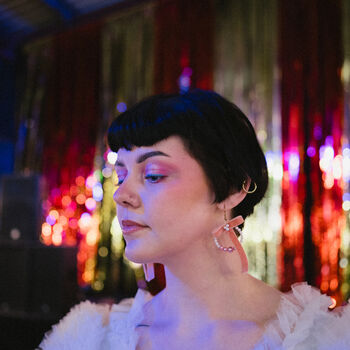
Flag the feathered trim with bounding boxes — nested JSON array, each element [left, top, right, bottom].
[[39, 301, 111, 350], [263, 283, 350, 349]]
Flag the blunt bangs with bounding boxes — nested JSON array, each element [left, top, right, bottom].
[[107, 92, 209, 152]]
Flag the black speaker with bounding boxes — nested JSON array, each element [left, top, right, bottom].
[[0, 242, 78, 318], [0, 174, 42, 242]]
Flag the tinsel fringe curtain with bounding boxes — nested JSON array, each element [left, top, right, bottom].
[[279, 0, 344, 300], [14, 0, 350, 299]]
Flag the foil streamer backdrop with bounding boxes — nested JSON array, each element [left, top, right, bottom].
[[279, 0, 344, 300], [13, 0, 350, 300], [94, 3, 155, 298], [16, 22, 102, 286], [148, 0, 214, 292], [15, 39, 53, 173], [342, 0, 350, 300], [214, 0, 281, 286], [154, 0, 214, 93], [42, 22, 101, 192]]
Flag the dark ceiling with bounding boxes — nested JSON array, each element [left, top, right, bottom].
[[0, 0, 136, 59]]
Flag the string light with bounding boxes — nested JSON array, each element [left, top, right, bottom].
[[288, 152, 300, 180], [178, 67, 192, 93], [107, 151, 118, 165], [116, 102, 127, 113], [40, 170, 101, 286]]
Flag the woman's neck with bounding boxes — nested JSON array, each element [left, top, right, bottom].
[[148, 240, 282, 327]]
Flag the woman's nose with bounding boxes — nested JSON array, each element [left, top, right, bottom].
[[113, 181, 141, 208]]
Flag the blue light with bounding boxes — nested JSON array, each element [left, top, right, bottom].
[[117, 102, 127, 113]]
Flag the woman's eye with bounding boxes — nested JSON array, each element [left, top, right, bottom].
[[145, 174, 165, 183], [116, 177, 125, 186]]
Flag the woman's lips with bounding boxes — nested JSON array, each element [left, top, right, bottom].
[[121, 220, 148, 235]]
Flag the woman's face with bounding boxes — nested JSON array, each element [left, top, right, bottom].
[[114, 135, 221, 264]]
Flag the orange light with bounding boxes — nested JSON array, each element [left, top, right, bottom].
[[70, 185, 79, 196], [53, 223, 63, 235], [76, 193, 86, 205], [320, 281, 329, 291], [82, 271, 93, 283], [61, 195, 72, 207], [75, 176, 85, 187], [69, 218, 78, 229], [77, 251, 87, 263], [52, 232, 62, 246], [293, 256, 303, 268], [86, 229, 99, 246], [41, 223, 52, 237], [58, 216, 68, 227], [49, 210, 59, 220], [85, 187, 93, 196], [65, 207, 75, 217], [41, 234, 52, 245], [330, 278, 338, 291]]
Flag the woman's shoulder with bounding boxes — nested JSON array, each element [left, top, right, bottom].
[[38, 288, 152, 350], [261, 282, 350, 349]]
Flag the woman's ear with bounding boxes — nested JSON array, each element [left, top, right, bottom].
[[217, 179, 251, 211]]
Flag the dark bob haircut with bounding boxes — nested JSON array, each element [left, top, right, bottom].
[[108, 89, 268, 220]]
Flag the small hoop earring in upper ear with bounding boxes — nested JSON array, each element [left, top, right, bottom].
[[242, 180, 257, 194]]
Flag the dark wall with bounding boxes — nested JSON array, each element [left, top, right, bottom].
[[0, 57, 16, 176]]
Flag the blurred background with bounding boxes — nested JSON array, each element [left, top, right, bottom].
[[0, 0, 349, 348]]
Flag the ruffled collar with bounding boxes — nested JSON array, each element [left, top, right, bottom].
[[259, 282, 349, 349]]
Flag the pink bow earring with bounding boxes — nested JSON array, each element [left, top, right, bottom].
[[212, 209, 248, 273]]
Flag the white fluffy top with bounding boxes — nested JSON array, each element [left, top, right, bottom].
[[39, 284, 350, 349]]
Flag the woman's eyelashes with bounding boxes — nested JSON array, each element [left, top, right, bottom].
[[116, 177, 125, 186], [144, 174, 166, 183], [116, 173, 166, 186]]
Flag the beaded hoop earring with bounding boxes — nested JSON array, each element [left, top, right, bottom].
[[212, 208, 248, 273]]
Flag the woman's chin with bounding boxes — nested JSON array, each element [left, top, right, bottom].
[[124, 245, 153, 264]]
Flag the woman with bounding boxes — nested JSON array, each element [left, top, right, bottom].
[[39, 90, 350, 349]]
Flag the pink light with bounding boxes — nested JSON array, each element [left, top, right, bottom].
[[307, 146, 316, 157], [85, 198, 97, 211], [288, 152, 300, 180], [333, 155, 343, 180], [86, 175, 97, 189], [46, 215, 56, 226]]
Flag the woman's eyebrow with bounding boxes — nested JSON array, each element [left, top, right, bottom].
[[115, 151, 170, 167]]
